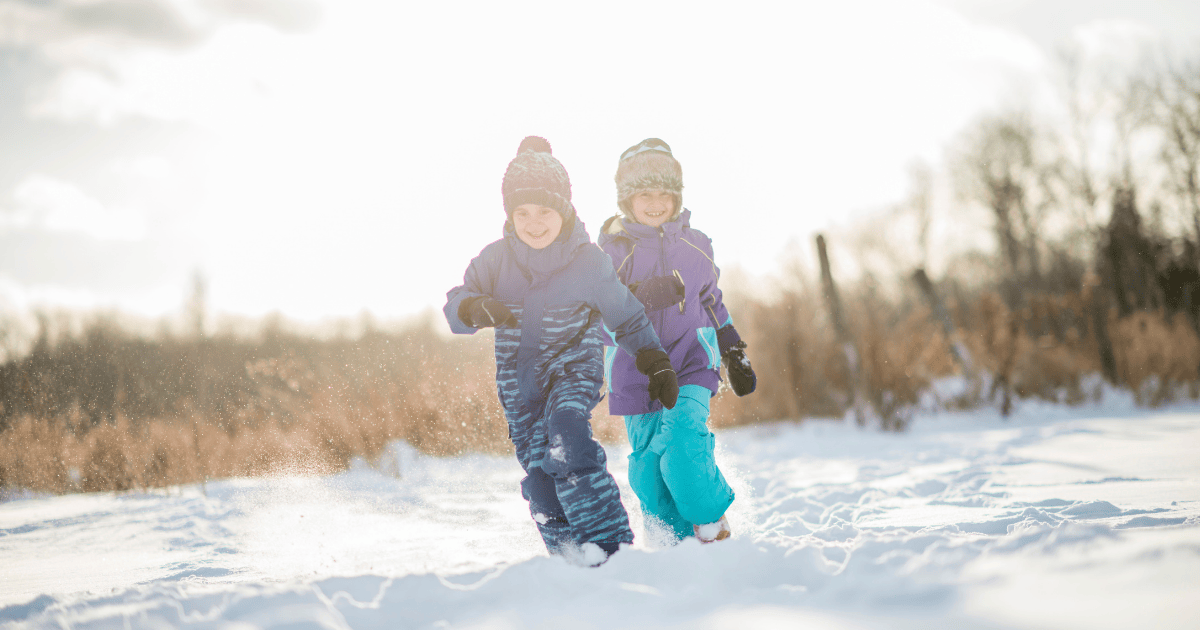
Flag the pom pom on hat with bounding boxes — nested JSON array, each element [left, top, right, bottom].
[[502, 136, 574, 219], [517, 135, 553, 155]]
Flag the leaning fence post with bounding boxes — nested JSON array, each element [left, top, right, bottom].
[[1086, 274, 1118, 384], [816, 234, 870, 425], [912, 268, 973, 373]]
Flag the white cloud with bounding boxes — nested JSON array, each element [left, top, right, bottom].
[[3, 0, 320, 123], [0, 272, 98, 313], [6, 174, 147, 241], [110, 155, 173, 179]]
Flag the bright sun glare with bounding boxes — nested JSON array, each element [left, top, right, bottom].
[[2, 0, 1195, 321]]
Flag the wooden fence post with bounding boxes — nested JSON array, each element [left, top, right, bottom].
[[816, 234, 871, 425], [1087, 278, 1119, 384], [912, 268, 973, 374]]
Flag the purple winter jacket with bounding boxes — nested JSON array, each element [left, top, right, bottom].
[[598, 210, 735, 415]]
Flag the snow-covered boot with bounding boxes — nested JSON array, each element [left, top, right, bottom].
[[694, 515, 731, 543], [564, 541, 622, 567]]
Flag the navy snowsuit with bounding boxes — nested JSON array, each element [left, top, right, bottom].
[[444, 218, 665, 553]]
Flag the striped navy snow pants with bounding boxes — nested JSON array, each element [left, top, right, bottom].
[[506, 374, 634, 555]]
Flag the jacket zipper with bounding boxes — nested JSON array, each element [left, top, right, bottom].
[[658, 229, 685, 314], [662, 230, 672, 336]]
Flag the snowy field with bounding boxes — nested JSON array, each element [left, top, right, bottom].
[[2, 392, 1199, 629]]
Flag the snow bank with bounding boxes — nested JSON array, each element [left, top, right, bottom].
[[2, 402, 1198, 629]]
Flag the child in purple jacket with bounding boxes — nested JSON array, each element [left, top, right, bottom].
[[598, 138, 757, 544]]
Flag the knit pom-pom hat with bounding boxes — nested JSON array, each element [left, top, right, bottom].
[[615, 137, 683, 217], [502, 136, 574, 219]]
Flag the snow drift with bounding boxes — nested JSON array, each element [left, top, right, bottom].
[[2, 395, 1198, 629]]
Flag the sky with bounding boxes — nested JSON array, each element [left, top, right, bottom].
[[1, 0, 1199, 328]]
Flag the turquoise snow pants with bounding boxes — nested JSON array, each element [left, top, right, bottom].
[[624, 384, 734, 541]]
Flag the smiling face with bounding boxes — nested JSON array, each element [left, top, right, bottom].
[[511, 203, 564, 249], [629, 190, 676, 228]]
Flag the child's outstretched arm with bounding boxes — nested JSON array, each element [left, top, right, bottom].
[[586, 247, 679, 408], [444, 252, 513, 334], [586, 248, 660, 355]]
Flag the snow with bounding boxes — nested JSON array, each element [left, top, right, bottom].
[[2, 399, 1200, 629], [695, 520, 725, 540]]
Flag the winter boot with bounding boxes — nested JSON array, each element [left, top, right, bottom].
[[564, 541, 622, 567], [694, 515, 731, 543]]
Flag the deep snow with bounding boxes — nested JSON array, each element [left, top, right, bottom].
[[2, 391, 1199, 629]]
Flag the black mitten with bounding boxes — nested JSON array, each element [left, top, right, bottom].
[[723, 341, 757, 396], [635, 348, 678, 409], [459, 296, 515, 328], [717, 326, 755, 396], [629, 273, 685, 313]]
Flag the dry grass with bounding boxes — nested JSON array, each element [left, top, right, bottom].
[[710, 285, 1200, 430], [0, 321, 635, 495], [1111, 311, 1200, 405], [0, 378, 512, 494], [4, 285, 1199, 496]]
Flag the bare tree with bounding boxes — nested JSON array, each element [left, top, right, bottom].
[[186, 270, 207, 340], [953, 111, 1060, 304], [909, 160, 934, 271], [1058, 46, 1105, 237], [1146, 56, 1200, 246], [185, 270, 209, 416], [838, 159, 937, 287]]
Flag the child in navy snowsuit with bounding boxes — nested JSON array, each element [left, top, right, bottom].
[[599, 138, 757, 544], [444, 136, 680, 562]]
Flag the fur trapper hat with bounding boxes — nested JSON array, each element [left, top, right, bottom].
[[615, 137, 683, 217], [502, 136, 574, 219]]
